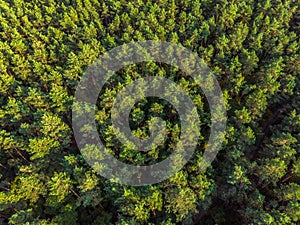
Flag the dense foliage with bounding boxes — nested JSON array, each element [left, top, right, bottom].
[[0, 0, 299, 224]]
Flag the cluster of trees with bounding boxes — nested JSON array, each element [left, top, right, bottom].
[[0, 0, 299, 224]]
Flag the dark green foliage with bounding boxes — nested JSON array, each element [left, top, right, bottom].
[[0, 0, 299, 224]]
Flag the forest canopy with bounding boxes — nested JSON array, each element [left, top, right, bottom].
[[0, 0, 299, 224]]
